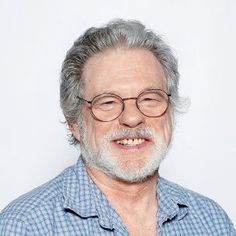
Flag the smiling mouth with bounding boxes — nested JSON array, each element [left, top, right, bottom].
[[115, 138, 146, 147]]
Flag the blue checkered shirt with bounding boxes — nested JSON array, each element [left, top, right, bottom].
[[0, 158, 235, 235]]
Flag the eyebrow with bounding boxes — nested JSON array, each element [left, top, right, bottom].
[[91, 86, 167, 100], [95, 86, 165, 96]]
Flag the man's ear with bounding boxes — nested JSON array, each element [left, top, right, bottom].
[[69, 123, 81, 141]]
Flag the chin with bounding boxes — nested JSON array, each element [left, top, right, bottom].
[[99, 153, 163, 183], [110, 164, 159, 183]]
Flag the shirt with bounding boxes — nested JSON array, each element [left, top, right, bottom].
[[0, 158, 235, 236]]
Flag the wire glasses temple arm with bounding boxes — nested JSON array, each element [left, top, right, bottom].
[[77, 96, 92, 104]]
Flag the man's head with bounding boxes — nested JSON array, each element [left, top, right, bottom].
[[60, 19, 182, 182]]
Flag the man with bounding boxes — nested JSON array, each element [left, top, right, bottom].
[[0, 19, 235, 236]]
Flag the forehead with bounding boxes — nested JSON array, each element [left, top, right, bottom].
[[82, 48, 166, 97]]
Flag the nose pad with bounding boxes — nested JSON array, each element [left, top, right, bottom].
[[118, 100, 145, 128]]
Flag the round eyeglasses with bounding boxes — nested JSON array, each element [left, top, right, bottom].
[[77, 89, 171, 122]]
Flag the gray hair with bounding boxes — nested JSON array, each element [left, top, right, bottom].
[[60, 19, 184, 145]]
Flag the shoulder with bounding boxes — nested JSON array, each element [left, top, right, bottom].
[[160, 177, 226, 212], [159, 177, 236, 234], [0, 166, 71, 235]]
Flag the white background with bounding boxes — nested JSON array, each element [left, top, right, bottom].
[[0, 0, 235, 225]]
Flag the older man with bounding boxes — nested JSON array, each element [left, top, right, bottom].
[[0, 19, 235, 236]]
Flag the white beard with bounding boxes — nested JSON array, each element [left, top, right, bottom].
[[79, 124, 168, 183]]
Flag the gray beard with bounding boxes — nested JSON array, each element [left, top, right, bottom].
[[79, 124, 168, 183]]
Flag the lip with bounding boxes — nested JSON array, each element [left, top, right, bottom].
[[111, 136, 152, 152]]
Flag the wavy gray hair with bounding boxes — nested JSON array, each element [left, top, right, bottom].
[[60, 19, 183, 145]]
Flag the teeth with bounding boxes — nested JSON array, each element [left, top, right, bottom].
[[116, 138, 145, 146]]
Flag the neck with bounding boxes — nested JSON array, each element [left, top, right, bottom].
[[87, 166, 158, 235], [86, 166, 158, 207]]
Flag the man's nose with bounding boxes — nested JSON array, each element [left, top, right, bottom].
[[118, 100, 145, 128]]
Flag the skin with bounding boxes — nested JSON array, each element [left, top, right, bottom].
[[71, 48, 172, 235]]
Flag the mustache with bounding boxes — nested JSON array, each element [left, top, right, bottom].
[[104, 127, 157, 141]]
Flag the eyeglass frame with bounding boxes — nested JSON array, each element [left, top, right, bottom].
[[77, 88, 171, 122]]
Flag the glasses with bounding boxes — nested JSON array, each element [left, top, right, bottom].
[[77, 89, 171, 122]]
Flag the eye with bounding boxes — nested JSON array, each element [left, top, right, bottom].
[[102, 100, 116, 105], [93, 96, 120, 111], [140, 97, 160, 106], [140, 96, 161, 103], [138, 92, 164, 108], [142, 97, 159, 102]]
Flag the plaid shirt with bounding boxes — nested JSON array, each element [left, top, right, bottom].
[[0, 158, 235, 235]]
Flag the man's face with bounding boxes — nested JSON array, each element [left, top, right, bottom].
[[73, 48, 172, 182]]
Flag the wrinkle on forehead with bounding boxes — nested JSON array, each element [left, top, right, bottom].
[[83, 48, 164, 76], [82, 48, 167, 97]]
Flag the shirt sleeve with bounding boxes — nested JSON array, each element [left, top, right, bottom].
[[207, 199, 236, 235], [0, 217, 29, 236], [229, 221, 236, 236], [230, 229, 236, 236]]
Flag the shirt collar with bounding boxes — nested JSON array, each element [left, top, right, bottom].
[[62, 158, 117, 230], [62, 158, 190, 229], [157, 177, 189, 226]]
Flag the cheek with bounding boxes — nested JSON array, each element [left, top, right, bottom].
[[163, 115, 172, 145], [80, 110, 98, 147], [85, 120, 99, 147], [149, 112, 172, 144], [85, 117, 112, 149]]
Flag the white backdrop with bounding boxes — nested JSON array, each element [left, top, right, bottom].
[[0, 0, 235, 224]]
